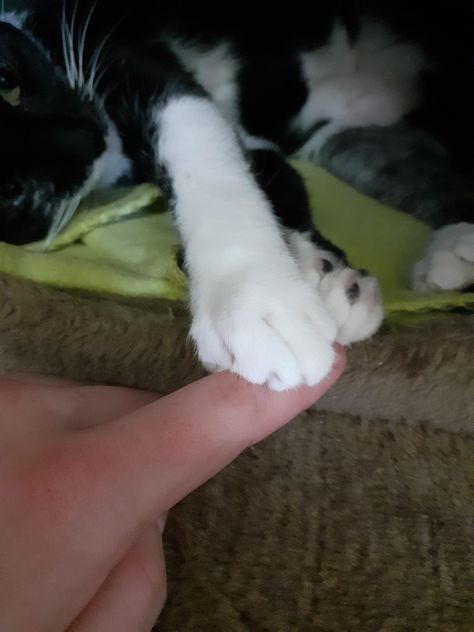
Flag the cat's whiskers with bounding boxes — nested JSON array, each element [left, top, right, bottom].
[[61, 0, 96, 95], [61, 0, 79, 89], [44, 193, 82, 249], [85, 26, 120, 101], [60, 1, 122, 104], [77, 0, 98, 88], [61, 4, 72, 87]]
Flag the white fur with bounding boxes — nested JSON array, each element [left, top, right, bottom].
[[156, 96, 338, 390], [293, 20, 427, 160], [90, 118, 132, 189], [287, 230, 339, 286], [319, 269, 383, 344], [168, 41, 240, 123], [288, 231, 384, 344], [44, 119, 131, 246], [412, 223, 474, 291], [239, 129, 280, 153]]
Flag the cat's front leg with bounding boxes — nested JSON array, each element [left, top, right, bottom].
[[155, 96, 337, 390], [249, 149, 384, 345]]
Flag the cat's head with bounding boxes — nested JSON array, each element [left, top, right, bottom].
[[0, 16, 124, 245]]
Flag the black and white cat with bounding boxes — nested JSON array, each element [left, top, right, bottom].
[[0, 1, 473, 389]]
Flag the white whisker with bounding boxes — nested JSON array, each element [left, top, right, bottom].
[[44, 198, 68, 249], [77, 0, 98, 89], [85, 27, 116, 97], [61, 0, 81, 89], [58, 193, 82, 234], [43, 193, 82, 249], [69, 0, 80, 84], [61, 2, 75, 88]]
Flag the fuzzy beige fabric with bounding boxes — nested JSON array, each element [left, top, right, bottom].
[[0, 272, 472, 630], [0, 274, 472, 433], [160, 412, 474, 631]]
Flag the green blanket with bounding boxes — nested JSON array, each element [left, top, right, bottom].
[[1, 161, 473, 315]]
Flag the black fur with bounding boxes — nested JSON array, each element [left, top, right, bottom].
[[0, 0, 473, 251]]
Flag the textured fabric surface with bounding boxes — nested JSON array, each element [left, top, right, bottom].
[[0, 163, 473, 313], [159, 412, 474, 631], [0, 274, 472, 434], [0, 273, 472, 630]]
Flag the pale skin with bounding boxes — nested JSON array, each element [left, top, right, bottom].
[[0, 347, 345, 632]]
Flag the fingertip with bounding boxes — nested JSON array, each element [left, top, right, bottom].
[[216, 344, 346, 447], [80, 349, 347, 520]]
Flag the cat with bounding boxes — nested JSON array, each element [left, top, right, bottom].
[[0, 1, 472, 390]]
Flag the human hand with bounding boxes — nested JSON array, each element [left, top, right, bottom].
[[0, 349, 345, 632]]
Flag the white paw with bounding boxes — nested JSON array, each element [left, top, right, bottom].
[[190, 265, 338, 391], [288, 231, 384, 344], [318, 268, 384, 344], [412, 223, 474, 292]]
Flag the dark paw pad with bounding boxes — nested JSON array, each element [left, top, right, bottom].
[[347, 282, 360, 303], [322, 258, 334, 274]]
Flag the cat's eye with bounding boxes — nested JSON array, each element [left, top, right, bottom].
[[0, 67, 21, 107], [0, 181, 23, 202]]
